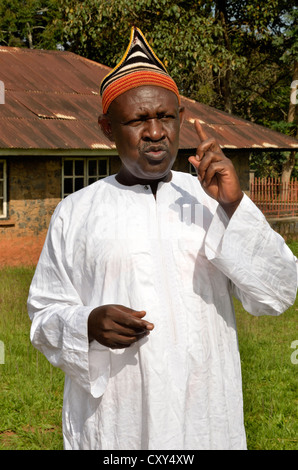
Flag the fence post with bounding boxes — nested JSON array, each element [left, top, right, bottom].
[[250, 176, 298, 217]]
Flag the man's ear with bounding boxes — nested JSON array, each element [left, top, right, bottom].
[[98, 114, 114, 142]]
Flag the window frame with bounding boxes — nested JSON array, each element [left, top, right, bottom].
[[62, 157, 109, 198], [0, 159, 7, 219]]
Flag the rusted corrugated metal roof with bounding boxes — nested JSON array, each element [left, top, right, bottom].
[[0, 46, 297, 152], [181, 98, 298, 150]]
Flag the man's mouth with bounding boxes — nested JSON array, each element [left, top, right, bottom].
[[142, 145, 168, 161]]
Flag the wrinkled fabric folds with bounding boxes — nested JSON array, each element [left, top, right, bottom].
[[27, 171, 297, 450]]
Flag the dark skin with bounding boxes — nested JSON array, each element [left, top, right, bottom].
[[99, 86, 185, 196], [188, 120, 243, 218], [88, 85, 243, 349], [88, 305, 153, 349]]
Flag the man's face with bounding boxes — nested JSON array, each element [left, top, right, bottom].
[[105, 85, 184, 184]]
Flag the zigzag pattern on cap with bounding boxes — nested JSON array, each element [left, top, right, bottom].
[[100, 27, 180, 114]]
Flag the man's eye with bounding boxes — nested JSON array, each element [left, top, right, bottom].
[[125, 114, 175, 125], [159, 114, 175, 120], [126, 118, 144, 126]]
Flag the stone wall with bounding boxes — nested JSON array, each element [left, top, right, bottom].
[[267, 217, 298, 242], [0, 155, 61, 266]]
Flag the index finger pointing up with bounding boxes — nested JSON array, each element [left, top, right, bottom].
[[194, 120, 208, 142], [194, 119, 222, 155]]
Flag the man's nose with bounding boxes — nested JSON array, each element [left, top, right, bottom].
[[143, 118, 165, 141]]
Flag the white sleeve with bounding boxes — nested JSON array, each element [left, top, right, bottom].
[[27, 203, 110, 398], [204, 194, 298, 316]]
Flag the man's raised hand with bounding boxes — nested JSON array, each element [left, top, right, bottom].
[[188, 120, 243, 218]]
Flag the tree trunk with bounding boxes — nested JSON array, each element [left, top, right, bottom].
[[27, 22, 33, 49], [215, 0, 233, 114], [281, 60, 298, 187]]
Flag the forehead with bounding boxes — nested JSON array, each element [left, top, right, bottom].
[[109, 85, 179, 118]]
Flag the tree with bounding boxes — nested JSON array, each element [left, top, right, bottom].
[[213, 1, 297, 180], [0, 0, 296, 179], [59, 1, 297, 121], [0, 0, 62, 49], [282, 60, 298, 186]]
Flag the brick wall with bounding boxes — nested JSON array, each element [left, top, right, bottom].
[[0, 155, 61, 266]]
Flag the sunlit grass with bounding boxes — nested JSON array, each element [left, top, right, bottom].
[[0, 267, 64, 450], [236, 240, 298, 450], [235, 298, 297, 450]]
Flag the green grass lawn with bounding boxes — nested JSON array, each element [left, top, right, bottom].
[[237, 241, 298, 450], [0, 267, 64, 450], [0, 242, 297, 450]]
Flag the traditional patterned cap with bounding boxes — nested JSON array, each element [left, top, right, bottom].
[[100, 26, 180, 114]]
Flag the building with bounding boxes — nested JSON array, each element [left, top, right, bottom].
[[0, 46, 297, 266]]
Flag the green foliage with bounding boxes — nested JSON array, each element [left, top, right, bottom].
[[0, 0, 63, 49], [0, 0, 297, 177], [57, 1, 231, 106], [58, 1, 297, 125], [250, 151, 298, 178]]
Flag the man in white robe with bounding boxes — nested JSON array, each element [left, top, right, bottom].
[[27, 27, 297, 450]]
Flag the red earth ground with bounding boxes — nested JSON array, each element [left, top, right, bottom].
[[0, 236, 45, 267]]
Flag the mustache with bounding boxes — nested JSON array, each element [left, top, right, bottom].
[[140, 142, 169, 153]]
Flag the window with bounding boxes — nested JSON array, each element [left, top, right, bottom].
[[0, 160, 7, 218], [62, 158, 109, 198]]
